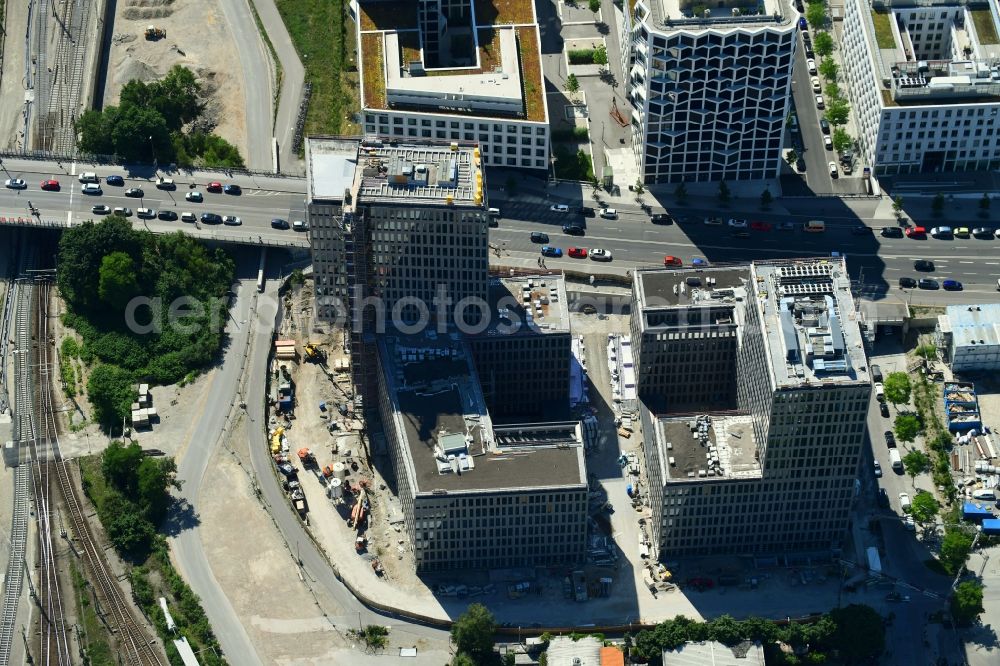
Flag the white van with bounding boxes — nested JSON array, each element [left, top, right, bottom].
[[78, 172, 99, 183], [600, 208, 618, 219], [804, 220, 825, 232], [487, 207, 501, 217], [971, 488, 996, 501]]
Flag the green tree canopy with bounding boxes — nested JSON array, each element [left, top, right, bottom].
[[825, 98, 851, 126], [832, 128, 853, 153], [814, 31, 834, 57], [883, 372, 912, 407], [806, 2, 827, 28], [99, 251, 141, 310], [939, 528, 974, 575], [819, 57, 839, 81], [951, 581, 984, 626], [451, 604, 496, 663], [827, 605, 885, 664], [894, 413, 921, 443], [87, 365, 137, 429], [593, 45, 608, 66], [564, 73, 580, 93], [102, 441, 145, 495], [909, 491, 939, 524], [902, 450, 930, 482], [57, 216, 144, 311], [137, 456, 179, 524]]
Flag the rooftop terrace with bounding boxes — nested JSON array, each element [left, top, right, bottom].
[[637, 0, 795, 30], [379, 333, 586, 494], [750, 259, 870, 388], [652, 414, 761, 482], [635, 266, 751, 309], [475, 275, 570, 337], [353, 142, 485, 204]]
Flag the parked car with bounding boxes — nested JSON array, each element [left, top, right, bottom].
[[819, 118, 830, 134], [905, 226, 927, 238], [851, 225, 871, 235], [914, 259, 934, 271], [156, 177, 176, 190], [972, 227, 993, 238], [541, 246, 562, 258], [562, 224, 585, 235], [807, 58, 817, 74], [871, 364, 883, 382], [943, 279, 963, 291], [828, 161, 837, 177], [185, 191, 203, 202], [878, 488, 890, 508], [81, 183, 102, 194], [600, 208, 618, 219], [105, 175, 125, 186], [824, 135, 833, 150], [664, 255, 683, 266], [898, 277, 917, 288], [750, 221, 772, 232], [180, 212, 197, 223], [811, 77, 821, 92], [954, 227, 970, 237], [292, 220, 308, 231], [91, 205, 111, 215], [530, 231, 549, 243], [727, 218, 748, 228], [704, 217, 723, 225], [40, 179, 60, 191], [815, 95, 824, 109], [589, 248, 613, 262], [113, 207, 132, 217], [222, 215, 242, 226], [884, 430, 896, 447], [899, 492, 911, 511], [692, 258, 709, 267], [223, 184, 242, 195], [875, 383, 885, 402], [136, 207, 156, 219], [200, 212, 222, 224], [918, 277, 940, 289], [206, 181, 223, 192], [157, 210, 178, 221], [5, 178, 26, 189], [880, 402, 890, 418], [650, 213, 672, 224], [271, 218, 289, 230], [568, 247, 588, 259], [930, 226, 952, 238], [881, 227, 903, 238], [550, 204, 569, 213], [873, 460, 882, 478]]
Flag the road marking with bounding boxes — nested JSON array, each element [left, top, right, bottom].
[[987, 262, 1000, 266], [959, 261, 974, 264], [70, 162, 77, 177], [66, 211, 72, 227]]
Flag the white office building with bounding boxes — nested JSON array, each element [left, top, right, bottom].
[[937, 303, 1000, 371], [355, 0, 550, 170], [620, 0, 798, 184], [842, 0, 1000, 176]]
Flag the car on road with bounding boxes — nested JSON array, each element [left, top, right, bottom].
[[799, 16, 808, 29], [973, 227, 993, 238], [488, 217, 499, 228], [125, 187, 144, 198], [222, 215, 242, 226], [815, 95, 824, 109], [880, 402, 890, 418], [871, 364, 883, 382], [200, 212, 222, 224], [292, 220, 308, 231], [550, 204, 569, 213], [899, 492, 911, 511], [40, 179, 60, 191], [904, 516, 916, 531], [905, 225, 927, 238], [157, 210, 178, 221], [541, 246, 562, 258], [136, 208, 156, 219], [156, 177, 176, 190], [898, 277, 917, 288], [530, 231, 549, 243], [884, 430, 896, 448], [881, 227, 903, 238], [185, 191, 203, 202], [590, 248, 612, 262], [562, 224, 585, 235], [81, 183, 102, 194], [811, 76, 821, 92], [807, 58, 817, 74], [568, 247, 588, 259], [223, 184, 242, 195], [851, 225, 872, 235], [664, 255, 682, 266], [206, 181, 223, 192], [750, 220, 772, 232], [954, 227, 970, 237], [727, 218, 748, 228], [875, 383, 885, 401], [943, 279, 963, 291], [5, 178, 26, 189], [91, 205, 111, 215], [824, 135, 833, 150], [828, 161, 837, 177], [181, 212, 197, 223], [995, 229, 1000, 238], [650, 213, 673, 224], [600, 208, 618, 219], [914, 259, 934, 271], [930, 226, 952, 238], [105, 175, 125, 186], [271, 218, 289, 229], [577, 206, 595, 217], [778, 221, 795, 230], [692, 257, 709, 267], [918, 277, 940, 289], [704, 217, 723, 225], [113, 207, 132, 217], [874, 460, 882, 478], [819, 118, 830, 134]]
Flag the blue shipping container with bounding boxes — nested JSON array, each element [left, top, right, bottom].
[[983, 519, 1000, 536], [963, 502, 994, 521]]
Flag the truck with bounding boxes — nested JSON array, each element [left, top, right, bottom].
[[889, 448, 903, 472], [866, 546, 882, 575]]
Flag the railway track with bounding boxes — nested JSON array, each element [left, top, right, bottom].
[[33, 0, 93, 153]]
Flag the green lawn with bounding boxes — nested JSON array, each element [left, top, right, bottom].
[[971, 9, 1000, 45], [871, 10, 896, 49], [275, 0, 360, 137]]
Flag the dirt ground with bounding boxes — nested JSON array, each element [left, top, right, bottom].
[[105, 0, 248, 158], [0, 0, 30, 150]]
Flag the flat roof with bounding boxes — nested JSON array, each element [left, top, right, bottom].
[[946, 303, 1000, 348], [663, 641, 766, 666], [379, 334, 586, 494], [353, 142, 485, 205], [651, 413, 761, 482], [635, 267, 750, 309], [305, 138, 360, 202], [640, 0, 794, 31], [475, 275, 570, 336], [750, 258, 870, 388]]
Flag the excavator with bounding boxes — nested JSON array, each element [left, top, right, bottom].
[[304, 343, 326, 363]]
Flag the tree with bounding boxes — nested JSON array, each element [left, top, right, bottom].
[[903, 450, 930, 485], [634, 179, 645, 194], [564, 73, 580, 94], [932, 192, 946, 216], [892, 195, 904, 217], [102, 493, 155, 558], [357, 625, 389, 651], [593, 45, 608, 67], [824, 98, 851, 126], [708, 615, 745, 646], [894, 413, 921, 444], [451, 604, 496, 664], [451, 654, 477, 666], [137, 456, 178, 524], [718, 180, 731, 205], [909, 491, 939, 524], [589, 0, 601, 12], [786, 149, 798, 166], [87, 364, 137, 428], [824, 82, 842, 100], [883, 372, 911, 407], [832, 128, 853, 153], [915, 343, 936, 361], [102, 441, 145, 495], [814, 31, 834, 57], [827, 605, 885, 664], [98, 251, 141, 310], [806, 2, 827, 29], [819, 56, 839, 82], [57, 217, 145, 312], [939, 528, 974, 575], [674, 182, 688, 203], [951, 581, 984, 626], [760, 188, 773, 209]]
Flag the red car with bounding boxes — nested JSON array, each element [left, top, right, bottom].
[[905, 226, 927, 238], [206, 181, 223, 193], [568, 247, 588, 258], [750, 220, 772, 232], [40, 179, 60, 191], [663, 255, 682, 266]]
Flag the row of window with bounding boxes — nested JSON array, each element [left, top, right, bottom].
[[366, 114, 546, 135]]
